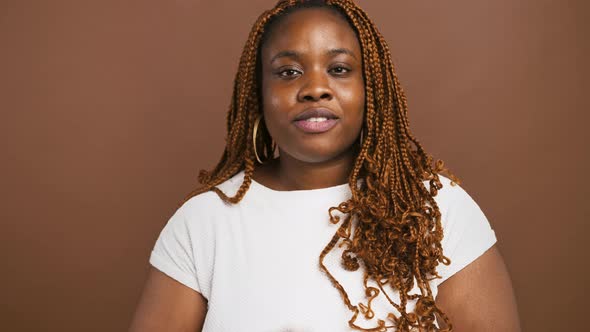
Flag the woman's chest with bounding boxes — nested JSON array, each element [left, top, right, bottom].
[[201, 210, 428, 331], [202, 212, 353, 331]]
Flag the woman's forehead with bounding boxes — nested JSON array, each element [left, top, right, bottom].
[[261, 7, 361, 59]]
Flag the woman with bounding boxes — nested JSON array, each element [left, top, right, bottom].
[[129, 0, 520, 331]]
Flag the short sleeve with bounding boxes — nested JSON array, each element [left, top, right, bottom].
[[149, 206, 202, 294], [434, 182, 497, 286]]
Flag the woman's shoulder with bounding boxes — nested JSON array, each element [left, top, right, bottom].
[[179, 170, 246, 217], [421, 174, 494, 244], [422, 173, 473, 208], [423, 174, 497, 285]]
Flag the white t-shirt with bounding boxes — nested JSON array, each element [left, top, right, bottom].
[[149, 170, 496, 332]]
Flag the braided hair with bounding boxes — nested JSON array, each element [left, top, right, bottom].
[[181, 0, 460, 330]]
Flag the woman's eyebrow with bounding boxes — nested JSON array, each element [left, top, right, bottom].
[[270, 48, 358, 64], [270, 50, 300, 64], [327, 48, 358, 60]]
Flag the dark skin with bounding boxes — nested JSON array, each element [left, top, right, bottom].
[[253, 8, 365, 191], [129, 8, 521, 332]]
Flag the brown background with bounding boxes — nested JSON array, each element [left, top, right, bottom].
[[1, 0, 588, 331]]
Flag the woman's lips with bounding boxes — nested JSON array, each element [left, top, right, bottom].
[[293, 117, 339, 133]]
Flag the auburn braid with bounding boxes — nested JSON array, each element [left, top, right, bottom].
[[179, 0, 460, 331]]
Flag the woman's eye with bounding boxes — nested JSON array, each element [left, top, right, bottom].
[[330, 66, 350, 75], [278, 69, 301, 78]]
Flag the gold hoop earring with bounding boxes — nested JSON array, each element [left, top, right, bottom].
[[359, 128, 364, 146], [253, 115, 278, 164], [253, 115, 264, 164]]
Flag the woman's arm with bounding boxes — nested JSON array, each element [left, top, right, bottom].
[[129, 266, 208, 332], [435, 244, 521, 331]]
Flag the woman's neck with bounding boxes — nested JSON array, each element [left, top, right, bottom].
[[252, 147, 358, 191]]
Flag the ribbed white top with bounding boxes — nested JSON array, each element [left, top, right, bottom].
[[149, 170, 496, 331]]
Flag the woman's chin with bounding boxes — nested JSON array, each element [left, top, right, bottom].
[[281, 145, 357, 164]]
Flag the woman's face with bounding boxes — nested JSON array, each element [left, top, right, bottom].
[[260, 7, 365, 164]]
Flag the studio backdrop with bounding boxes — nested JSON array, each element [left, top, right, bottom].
[[1, 0, 588, 331]]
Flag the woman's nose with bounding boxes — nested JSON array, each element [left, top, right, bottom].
[[297, 71, 333, 102]]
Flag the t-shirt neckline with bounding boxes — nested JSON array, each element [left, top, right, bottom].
[[240, 171, 352, 196]]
